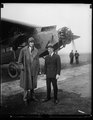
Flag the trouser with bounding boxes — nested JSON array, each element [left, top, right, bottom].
[[46, 78, 58, 100], [76, 58, 79, 64], [30, 76, 35, 99], [24, 76, 35, 99], [70, 58, 74, 64]]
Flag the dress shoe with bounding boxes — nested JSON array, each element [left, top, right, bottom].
[[23, 98, 29, 105], [23, 96, 28, 102], [42, 98, 51, 102], [30, 97, 38, 102], [54, 99, 58, 104]]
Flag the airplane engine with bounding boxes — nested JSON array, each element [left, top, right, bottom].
[[58, 27, 73, 47], [8, 62, 21, 78]]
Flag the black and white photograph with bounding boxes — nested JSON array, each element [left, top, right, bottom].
[[0, 3, 92, 118]]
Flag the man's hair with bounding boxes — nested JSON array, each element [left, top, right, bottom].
[[28, 37, 34, 43]]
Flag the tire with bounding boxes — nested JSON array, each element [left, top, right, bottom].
[[8, 62, 20, 78]]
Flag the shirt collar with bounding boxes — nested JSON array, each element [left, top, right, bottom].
[[29, 46, 34, 52], [51, 52, 54, 56]]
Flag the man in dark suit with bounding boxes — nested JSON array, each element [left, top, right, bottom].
[[42, 44, 61, 104]]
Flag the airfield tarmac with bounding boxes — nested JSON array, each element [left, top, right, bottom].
[[0, 62, 91, 116]]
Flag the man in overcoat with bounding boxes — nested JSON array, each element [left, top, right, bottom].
[[42, 44, 61, 104], [18, 37, 40, 102], [69, 50, 74, 64]]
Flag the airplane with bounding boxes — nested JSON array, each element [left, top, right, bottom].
[[0, 18, 80, 78]]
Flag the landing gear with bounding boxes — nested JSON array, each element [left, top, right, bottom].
[[8, 62, 21, 78]]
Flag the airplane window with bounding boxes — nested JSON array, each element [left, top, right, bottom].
[[18, 47, 21, 49], [41, 26, 56, 32], [1, 49, 5, 53], [6, 47, 13, 52], [10, 47, 13, 51], [6, 48, 10, 52]]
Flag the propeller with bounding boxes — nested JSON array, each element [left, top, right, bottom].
[[57, 27, 80, 51], [71, 35, 80, 52], [57, 27, 73, 49], [71, 40, 76, 52]]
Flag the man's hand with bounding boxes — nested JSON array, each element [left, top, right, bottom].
[[56, 74, 60, 80], [44, 74, 46, 79]]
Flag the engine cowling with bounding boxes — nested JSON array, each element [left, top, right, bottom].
[[58, 27, 73, 47], [8, 62, 21, 78]]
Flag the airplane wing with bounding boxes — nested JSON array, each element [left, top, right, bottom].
[[1, 18, 80, 58], [72, 35, 80, 40], [39, 34, 80, 57], [1, 18, 41, 50], [39, 42, 59, 57], [1, 18, 58, 52]]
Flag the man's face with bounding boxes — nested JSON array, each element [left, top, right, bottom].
[[29, 41, 34, 47], [48, 47, 53, 55]]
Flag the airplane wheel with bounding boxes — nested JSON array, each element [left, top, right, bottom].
[[8, 62, 20, 78]]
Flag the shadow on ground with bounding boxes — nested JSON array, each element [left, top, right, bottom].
[[0, 86, 91, 117]]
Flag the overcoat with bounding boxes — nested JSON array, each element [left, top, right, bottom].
[[18, 46, 39, 90], [69, 52, 74, 58], [44, 53, 61, 78]]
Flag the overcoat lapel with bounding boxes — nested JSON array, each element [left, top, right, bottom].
[[27, 46, 38, 60]]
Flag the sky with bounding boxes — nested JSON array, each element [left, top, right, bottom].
[[1, 3, 92, 54]]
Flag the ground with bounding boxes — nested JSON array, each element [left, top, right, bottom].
[[0, 53, 92, 118]]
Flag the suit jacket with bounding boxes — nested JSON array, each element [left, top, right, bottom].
[[75, 52, 79, 58], [44, 53, 61, 78], [69, 52, 74, 58]]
